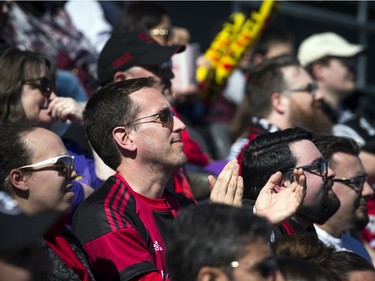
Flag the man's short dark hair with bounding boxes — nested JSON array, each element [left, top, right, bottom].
[[313, 134, 360, 161], [242, 127, 313, 200], [83, 77, 156, 170], [0, 121, 35, 194]]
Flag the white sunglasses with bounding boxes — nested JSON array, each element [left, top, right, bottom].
[[17, 155, 74, 175]]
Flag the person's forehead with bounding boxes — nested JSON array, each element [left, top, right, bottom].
[[282, 65, 313, 87], [331, 152, 364, 176], [27, 128, 66, 160], [130, 87, 168, 110], [289, 139, 322, 165]]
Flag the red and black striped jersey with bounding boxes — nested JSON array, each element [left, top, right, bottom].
[[72, 173, 194, 281]]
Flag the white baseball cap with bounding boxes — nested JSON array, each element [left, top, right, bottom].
[[297, 32, 364, 66]]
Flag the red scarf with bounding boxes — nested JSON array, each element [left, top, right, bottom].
[[44, 217, 90, 281]]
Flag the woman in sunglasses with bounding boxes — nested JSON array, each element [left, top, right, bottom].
[[0, 47, 104, 218], [0, 121, 96, 281]]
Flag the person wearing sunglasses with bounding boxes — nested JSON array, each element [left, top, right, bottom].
[[97, 31, 216, 201], [0, 121, 97, 281], [242, 127, 341, 240], [312, 134, 374, 264]]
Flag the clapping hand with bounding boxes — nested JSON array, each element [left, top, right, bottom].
[[209, 160, 243, 207], [255, 169, 306, 224]]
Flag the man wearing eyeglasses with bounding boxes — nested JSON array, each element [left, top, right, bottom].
[[228, 54, 332, 168], [312, 134, 374, 264], [242, 127, 341, 240]]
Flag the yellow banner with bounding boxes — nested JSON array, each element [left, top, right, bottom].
[[197, 0, 275, 102]]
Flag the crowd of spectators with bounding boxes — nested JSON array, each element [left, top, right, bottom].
[[1, 1, 375, 281]]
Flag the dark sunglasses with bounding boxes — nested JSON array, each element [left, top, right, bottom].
[[281, 83, 318, 95], [333, 174, 368, 193], [23, 77, 53, 98], [124, 108, 175, 127], [287, 159, 329, 181]]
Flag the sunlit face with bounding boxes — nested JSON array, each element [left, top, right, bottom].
[[319, 58, 356, 97], [231, 239, 280, 281], [329, 152, 374, 230], [128, 88, 187, 171], [20, 68, 57, 128], [289, 140, 340, 224], [20, 128, 76, 214], [282, 66, 332, 134]]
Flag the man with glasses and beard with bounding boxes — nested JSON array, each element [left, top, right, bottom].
[[312, 134, 374, 263], [228, 54, 332, 166], [242, 127, 340, 240]]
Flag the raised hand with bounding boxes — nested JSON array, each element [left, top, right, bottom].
[[255, 169, 306, 224], [49, 97, 84, 126], [209, 159, 243, 207]]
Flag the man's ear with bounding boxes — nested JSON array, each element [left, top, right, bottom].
[[271, 92, 287, 114], [197, 266, 230, 281], [8, 169, 29, 191], [113, 71, 128, 82], [112, 126, 136, 152]]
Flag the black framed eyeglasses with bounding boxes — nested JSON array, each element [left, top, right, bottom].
[[281, 83, 318, 95], [124, 108, 175, 127], [287, 159, 329, 181], [23, 77, 53, 98], [333, 174, 368, 193]]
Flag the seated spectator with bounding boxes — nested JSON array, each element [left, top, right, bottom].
[[97, 31, 212, 200], [0, 121, 96, 281], [298, 32, 364, 124], [242, 127, 340, 240], [313, 134, 374, 263], [166, 203, 281, 281]]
